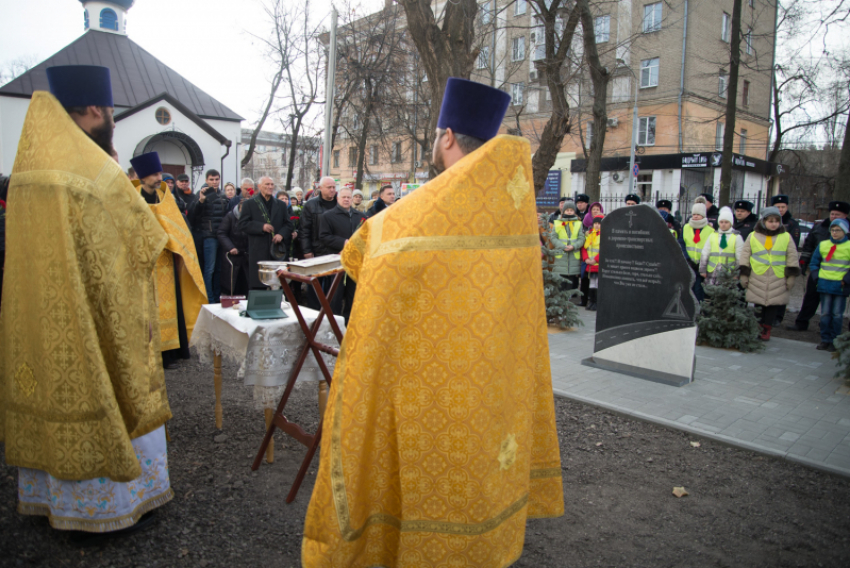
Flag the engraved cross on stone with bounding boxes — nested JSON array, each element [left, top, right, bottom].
[[625, 210, 638, 228]]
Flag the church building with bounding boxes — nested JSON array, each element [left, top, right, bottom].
[[0, 0, 243, 188]]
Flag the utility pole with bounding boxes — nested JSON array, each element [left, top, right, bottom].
[[322, 7, 338, 179], [719, 0, 743, 207]]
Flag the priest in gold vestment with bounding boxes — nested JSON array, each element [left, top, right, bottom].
[[131, 151, 207, 370], [302, 78, 564, 567], [1, 66, 174, 536]]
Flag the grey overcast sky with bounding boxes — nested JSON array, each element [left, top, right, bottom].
[[0, 0, 382, 129]]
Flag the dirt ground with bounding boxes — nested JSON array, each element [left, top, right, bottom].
[[2, 354, 850, 568], [771, 310, 850, 344]]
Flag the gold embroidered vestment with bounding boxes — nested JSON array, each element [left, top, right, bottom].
[[136, 181, 207, 350], [301, 135, 564, 568], [0, 92, 171, 482]]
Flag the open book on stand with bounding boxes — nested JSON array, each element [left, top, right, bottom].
[[286, 254, 342, 276]]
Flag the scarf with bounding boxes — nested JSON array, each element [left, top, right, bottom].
[[689, 217, 707, 230]]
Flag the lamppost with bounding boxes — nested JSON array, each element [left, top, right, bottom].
[[616, 58, 640, 196]]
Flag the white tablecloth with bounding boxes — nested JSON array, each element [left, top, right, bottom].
[[190, 303, 344, 409]]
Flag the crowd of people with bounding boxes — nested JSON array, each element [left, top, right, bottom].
[[548, 191, 850, 350]]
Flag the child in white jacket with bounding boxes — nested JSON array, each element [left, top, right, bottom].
[[699, 206, 744, 285]]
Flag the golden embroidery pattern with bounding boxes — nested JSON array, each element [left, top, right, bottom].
[[14, 363, 36, 398], [498, 434, 518, 471], [505, 166, 530, 210]]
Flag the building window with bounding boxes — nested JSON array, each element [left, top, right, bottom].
[[391, 142, 402, 163], [640, 58, 659, 88], [480, 1, 492, 25], [742, 80, 750, 106], [643, 3, 662, 33], [100, 8, 119, 31], [512, 83, 524, 105], [532, 25, 545, 61], [84, 10, 89, 30], [512, 37, 525, 62], [740, 129, 748, 154], [719, 71, 728, 99], [515, 0, 527, 16], [638, 116, 656, 146], [745, 28, 753, 54], [586, 121, 594, 148], [716, 122, 725, 150], [636, 173, 653, 197], [370, 145, 378, 166], [478, 46, 490, 69], [348, 147, 357, 167], [155, 107, 171, 125], [721, 12, 730, 42], [333, 150, 340, 168], [595, 15, 610, 43]]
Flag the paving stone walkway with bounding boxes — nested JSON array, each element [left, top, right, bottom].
[[548, 311, 850, 477]]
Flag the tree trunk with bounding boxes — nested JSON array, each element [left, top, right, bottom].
[[530, 1, 581, 195], [768, 77, 782, 163], [242, 69, 284, 168], [285, 114, 303, 192], [834, 107, 850, 202], [579, 0, 610, 203], [719, 0, 743, 207], [398, 0, 479, 178], [355, 112, 372, 190]]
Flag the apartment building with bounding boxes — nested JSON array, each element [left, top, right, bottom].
[[240, 129, 320, 191], [330, 0, 782, 207]]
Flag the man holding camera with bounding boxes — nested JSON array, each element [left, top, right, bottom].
[[188, 169, 228, 303]]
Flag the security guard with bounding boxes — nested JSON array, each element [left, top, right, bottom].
[[625, 193, 640, 205], [657, 198, 681, 238], [733, 199, 758, 240]]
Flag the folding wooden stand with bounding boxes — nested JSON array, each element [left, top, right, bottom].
[[251, 267, 345, 503]]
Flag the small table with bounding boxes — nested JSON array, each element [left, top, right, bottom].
[[190, 302, 343, 462]]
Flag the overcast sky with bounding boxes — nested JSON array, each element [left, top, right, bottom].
[[0, 0, 382, 129]]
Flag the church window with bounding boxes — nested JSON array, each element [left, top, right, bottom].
[[84, 10, 90, 30], [100, 9, 119, 31], [155, 107, 172, 126]]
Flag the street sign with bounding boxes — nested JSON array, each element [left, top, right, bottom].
[[633, 164, 640, 176]]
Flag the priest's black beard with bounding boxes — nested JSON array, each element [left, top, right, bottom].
[[85, 119, 115, 156], [433, 146, 446, 175]]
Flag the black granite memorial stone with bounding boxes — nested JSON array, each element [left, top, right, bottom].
[[582, 204, 698, 386]]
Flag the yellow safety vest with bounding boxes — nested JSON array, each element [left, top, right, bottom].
[[748, 232, 790, 278], [707, 232, 737, 273], [554, 219, 582, 260], [683, 224, 715, 264], [584, 231, 600, 260], [817, 240, 850, 281]]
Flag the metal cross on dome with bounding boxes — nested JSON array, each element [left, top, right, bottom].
[[625, 209, 638, 228]]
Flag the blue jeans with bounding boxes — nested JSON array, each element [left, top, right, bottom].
[[819, 293, 847, 343], [202, 238, 221, 303]]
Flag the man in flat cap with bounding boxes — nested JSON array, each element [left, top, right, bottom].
[[625, 193, 641, 205], [2, 66, 174, 538], [788, 200, 850, 331], [733, 200, 758, 241], [301, 77, 564, 568], [131, 152, 207, 370]]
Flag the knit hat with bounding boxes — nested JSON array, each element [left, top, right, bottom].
[[718, 206, 734, 225], [692, 196, 707, 217], [352, 189, 363, 197], [562, 200, 576, 213], [830, 218, 849, 234], [760, 206, 781, 220]]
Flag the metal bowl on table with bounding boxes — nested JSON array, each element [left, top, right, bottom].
[[257, 261, 289, 290]]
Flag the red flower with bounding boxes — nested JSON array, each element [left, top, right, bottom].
[[290, 216, 300, 221], [359, 218, 366, 225], [0, 199, 5, 209]]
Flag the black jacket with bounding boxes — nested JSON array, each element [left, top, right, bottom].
[[238, 195, 293, 289], [0, 174, 8, 252], [367, 198, 390, 218], [800, 217, 832, 265], [733, 213, 759, 242], [781, 211, 801, 247], [319, 205, 367, 254], [188, 187, 229, 239], [300, 195, 337, 257], [705, 205, 720, 230], [217, 208, 249, 254]]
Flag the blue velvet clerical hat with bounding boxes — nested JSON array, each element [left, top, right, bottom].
[[46, 65, 113, 108], [437, 77, 511, 142], [130, 152, 163, 179]]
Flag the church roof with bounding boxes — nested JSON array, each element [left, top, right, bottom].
[[0, 30, 242, 122]]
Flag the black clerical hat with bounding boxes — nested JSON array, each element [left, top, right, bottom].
[[46, 65, 113, 108], [437, 78, 511, 142]]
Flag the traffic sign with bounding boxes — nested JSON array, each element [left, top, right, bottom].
[[633, 164, 640, 176]]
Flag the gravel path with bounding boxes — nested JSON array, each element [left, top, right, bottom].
[[2, 353, 850, 567]]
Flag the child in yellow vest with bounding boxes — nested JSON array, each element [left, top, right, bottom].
[[582, 215, 603, 311], [808, 218, 850, 352], [699, 206, 743, 285], [739, 206, 800, 341], [681, 197, 715, 302]]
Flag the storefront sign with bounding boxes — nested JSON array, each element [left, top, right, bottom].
[[536, 170, 562, 209]]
